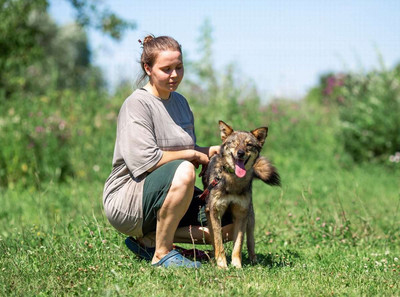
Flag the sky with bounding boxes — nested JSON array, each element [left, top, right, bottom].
[[49, 0, 400, 101]]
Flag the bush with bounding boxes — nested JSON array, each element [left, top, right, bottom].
[[337, 67, 400, 163], [305, 64, 400, 164]]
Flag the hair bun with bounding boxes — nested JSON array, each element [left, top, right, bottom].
[[143, 35, 155, 45]]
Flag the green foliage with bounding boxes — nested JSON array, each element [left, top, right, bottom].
[[0, 87, 117, 188], [0, 0, 134, 188], [0, 0, 48, 96], [68, 0, 136, 40], [338, 68, 400, 163], [0, 0, 133, 98], [0, 94, 72, 188], [305, 63, 400, 164]]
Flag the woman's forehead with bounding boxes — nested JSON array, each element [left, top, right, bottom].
[[155, 50, 182, 65]]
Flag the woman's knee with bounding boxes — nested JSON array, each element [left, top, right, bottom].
[[172, 161, 196, 188]]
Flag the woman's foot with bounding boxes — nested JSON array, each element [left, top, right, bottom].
[[125, 237, 155, 261], [152, 250, 201, 268]]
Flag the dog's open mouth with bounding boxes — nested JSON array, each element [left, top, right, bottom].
[[234, 157, 251, 178]]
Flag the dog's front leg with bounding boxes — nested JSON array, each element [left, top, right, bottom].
[[207, 203, 228, 269], [246, 201, 257, 264], [231, 203, 248, 268]]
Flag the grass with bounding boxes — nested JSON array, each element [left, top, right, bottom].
[[1, 160, 399, 296], [1, 90, 399, 296]]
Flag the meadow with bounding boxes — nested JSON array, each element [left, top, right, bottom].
[[1, 87, 399, 296], [1, 4, 399, 294]]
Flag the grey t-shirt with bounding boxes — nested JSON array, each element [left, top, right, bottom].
[[103, 89, 196, 236]]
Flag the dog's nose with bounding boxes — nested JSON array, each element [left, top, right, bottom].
[[237, 150, 245, 159]]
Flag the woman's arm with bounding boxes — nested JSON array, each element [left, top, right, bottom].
[[147, 149, 210, 173]]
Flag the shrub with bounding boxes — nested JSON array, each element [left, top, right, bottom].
[[305, 64, 400, 164], [337, 67, 400, 163]]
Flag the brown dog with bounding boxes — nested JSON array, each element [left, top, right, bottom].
[[202, 121, 280, 268]]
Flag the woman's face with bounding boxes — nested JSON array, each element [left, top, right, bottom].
[[145, 50, 184, 99]]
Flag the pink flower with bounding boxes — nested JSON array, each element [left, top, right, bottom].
[[35, 126, 45, 133]]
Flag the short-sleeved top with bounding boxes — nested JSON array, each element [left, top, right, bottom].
[[102, 89, 196, 236]]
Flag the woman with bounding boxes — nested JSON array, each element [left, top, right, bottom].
[[103, 35, 232, 268]]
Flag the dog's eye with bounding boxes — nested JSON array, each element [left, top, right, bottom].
[[246, 143, 254, 148]]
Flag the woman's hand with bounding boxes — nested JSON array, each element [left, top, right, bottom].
[[195, 145, 220, 158], [208, 145, 220, 157], [190, 150, 209, 169], [194, 146, 220, 177]]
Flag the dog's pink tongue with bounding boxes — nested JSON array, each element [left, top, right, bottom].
[[235, 160, 247, 178]]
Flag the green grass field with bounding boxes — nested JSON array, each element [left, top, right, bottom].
[[1, 155, 399, 296]]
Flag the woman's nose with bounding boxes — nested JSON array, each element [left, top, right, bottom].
[[170, 69, 178, 77]]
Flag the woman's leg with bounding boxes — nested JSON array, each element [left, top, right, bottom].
[[151, 161, 196, 264], [173, 224, 233, 244]]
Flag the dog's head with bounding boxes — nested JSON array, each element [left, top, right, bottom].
[[218, 120, 268, 178]]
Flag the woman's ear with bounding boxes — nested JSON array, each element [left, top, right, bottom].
[[144, 63, 151, 76]]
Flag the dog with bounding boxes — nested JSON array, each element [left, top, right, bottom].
[[202, 121, 280, 268]]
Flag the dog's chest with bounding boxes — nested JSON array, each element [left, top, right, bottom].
[[212, 193, 250, 211], [210, 173, 252, 211]]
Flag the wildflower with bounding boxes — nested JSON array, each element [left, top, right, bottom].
[[21, 163, 28, 172], [271, 104, 279, 114], [40, 96, 49, 103], [58, 121, 66, 131], [389, 152, 400, 163], [35, 126, 45, 133]]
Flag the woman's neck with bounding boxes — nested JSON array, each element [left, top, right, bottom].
[[143, 83, 170, 100]]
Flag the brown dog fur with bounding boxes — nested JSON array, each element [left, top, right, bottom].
[[202, 121, 280, 268]]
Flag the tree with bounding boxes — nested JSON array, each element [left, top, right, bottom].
[[0, 0, 135, 98]]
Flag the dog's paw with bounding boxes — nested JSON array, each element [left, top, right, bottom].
[[231, 258, 243, 269], [249, 255, 258, 265]]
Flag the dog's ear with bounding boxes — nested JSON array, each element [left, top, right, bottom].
[[219, 120, 234, 142], [251, 127, 268, 146], [253, 156, 281, 186]]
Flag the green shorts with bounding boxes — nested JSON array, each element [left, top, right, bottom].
[[141, 160, 232, 236]]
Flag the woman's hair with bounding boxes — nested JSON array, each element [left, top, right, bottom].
[[137, 35, 182, 85]]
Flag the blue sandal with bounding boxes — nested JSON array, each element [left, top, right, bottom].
[[125, 237, 155, 261], [152, 250, 202, 268]]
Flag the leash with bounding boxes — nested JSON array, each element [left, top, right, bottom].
[[198, 176, 221, 201]]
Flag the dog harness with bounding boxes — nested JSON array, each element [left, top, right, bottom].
[[198, 176, 221, 201]]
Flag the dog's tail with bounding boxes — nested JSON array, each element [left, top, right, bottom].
[[253, 156, 281, 186]]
